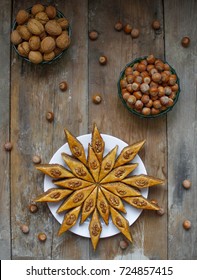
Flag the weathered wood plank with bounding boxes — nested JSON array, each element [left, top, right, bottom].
[[0, 0, 12, 260], [88, 0, 167, 259], [165, 0, 197, 260], [10, 0, 88, 259]]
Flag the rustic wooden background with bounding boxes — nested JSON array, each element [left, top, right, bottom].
[[0, 0, 196, 260]]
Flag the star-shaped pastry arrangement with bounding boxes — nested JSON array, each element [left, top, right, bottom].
[[35, 124, 164, 250]]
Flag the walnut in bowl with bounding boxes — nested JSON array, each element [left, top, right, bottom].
[[11, 4, 71, 64]]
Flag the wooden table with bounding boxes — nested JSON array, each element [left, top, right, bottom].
[[0, 0, 196, 260]]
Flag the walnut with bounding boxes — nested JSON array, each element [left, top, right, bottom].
[[17, 25, 32, 41], [40, 36, 56, 53], [56, 31, 70, 49], [17, 42, 30, 57], [28, 51, 43, 64], [27, 19, 44, 35], [45, 20, 62, 36], [35, 12, 49, 25], [31, 4, 45, 16], [16, 9, 29, 25], [10, 30, 22, 45], [29, 36, 41, 50], [45, 6, 57, 19]]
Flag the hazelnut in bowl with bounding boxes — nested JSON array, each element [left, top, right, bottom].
[[118, 55, 180, 118], [11, 4, 71, 64]]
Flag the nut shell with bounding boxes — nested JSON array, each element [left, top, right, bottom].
[[31, 4, 45, 16], [17, 25, 32, 40], [43, 51, 55, 61], [45, 6, 57, 19], [35, 12, 49, 25], [17, 41, 30, 57], [56, 32, 70, 49], [16, 9, 29, 25], [27, 19, 44, 35], [45, 20, 62, 36], [57, 18, 69, 30], [11, 30, 22, 45], [29, 36, 41, 50], [41, 36, 56, 53], [28, 51, 43, 64]]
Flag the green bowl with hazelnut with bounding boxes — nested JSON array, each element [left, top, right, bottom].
[[11, 4, 71, 65], [118, 55, 180, 118]]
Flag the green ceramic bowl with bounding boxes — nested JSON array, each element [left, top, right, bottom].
[[12, 7, 71, 65], [118, 56, 180, 118]]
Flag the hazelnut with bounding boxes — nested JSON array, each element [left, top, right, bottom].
[[135, 100, 143, 110], [32, 155, 41, 164], [152, 20, 161, 30], [143, 76, 151, 84], [38, 232, 47, 242], [164, 63, 170, 71], [152, 72, 161, 83], [92, 95, 102, 104], [59, 81, 68, 91], [160, 96, 169, 106], [16, 9, 29, 25], [124, 24, 132, 34], [99, 56, 107, 65], [147, 64, 154, 72], [122, 92, 130, 101], [140, 83, 150, 93], [164, 86, 172, 96], [155, 61, 164, 72], [146, 54, 156, 64], [131, 82, 140, 91], [133, 91, 142, 100], [120, 79, 127, 88], [141, 94, 150, 104], [125, 67, 133, 76], [29, 203, 38, 213], [149, 87, 158, 97], [158, 86, 165, 97], [131, 28, 140, 38], [89, 30, 98, 40], [126, 74, 134, 84], [168, 74, 177, 86], [157, 207, 165, 216], [127, 95, 136, 105], [46, 111, 54, 122], [182, 179, 191, 189], [45, 6, 57, 19], [137, 63, 146, 72], [28, 51, 43, 64], [145, 99, 153, 108], [4, 142, 13, 151], [134, 76, 143, 84], [126, 84, 133, 93], [11, 30, 22, 45], [114, 21, 123, 31], [142, 107, 151, 115], [151, 107, 160, 115], [167, 98, 174, 107], [119, 240, 129, 250], [153, 100, 162, 109], [181, 36, 190, 48], [20, 224, 29, 234], [183, 220, 191, 230]]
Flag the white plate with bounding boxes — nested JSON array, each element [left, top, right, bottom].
[[44, 134, 148, 238]]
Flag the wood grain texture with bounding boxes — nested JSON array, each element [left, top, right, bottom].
[[88, 0, 167, 259], [0, 0, 12, 260], [10, 0, 88, 259], [165, 0, 197, 259]]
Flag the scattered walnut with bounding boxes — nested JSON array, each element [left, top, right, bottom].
[[72, 145, 82, 157], [115, 168, 125, 178], [109, 195, 120, 206], [115, 217, 124, 228], [91, 222, 100, 236], [68, 181, 82, 188], [73, 192, 84, 203], [90, 160, 98, 170], [75, 167, 87, 177], [50, 192, 61, 199], [66, 214, 76, 225], [94, 139, 102, 153], [50, 169, 61, 178], [135, 179, 148, 187], [104, 161, 112, 170]]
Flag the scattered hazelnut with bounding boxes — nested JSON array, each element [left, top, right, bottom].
[[32, 155, 41, 164], [89, 30, 98, 40], [59, 81, 68, 91], [124, 24, 132, 34], [4, 142, 13, 151], [119, 240, 129, 250], [99, 55, 107, 65], [92, 95, 102, 104], [38, 232, 47, 241], [29, 203, 39, 213], [20, 224, 29, 234], [46, 111, 54, 122], [157, 207, 165, 216], [182, 179, 191, 189], [183, 220, 191, 230], [114, 21, 123, 31], [131, 28, 140, 38], [181, 36, 190, 48], [152, 20, 161, 30]]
